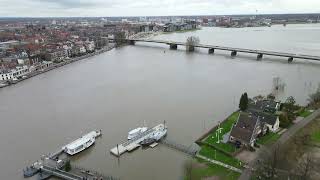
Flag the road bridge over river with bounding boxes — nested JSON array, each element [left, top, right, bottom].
[[110, 38, 320, 63]]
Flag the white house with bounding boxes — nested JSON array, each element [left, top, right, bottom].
[[85, 41, 95, 52], [79, 46, 87, 54], [0, 66, 29, 81]]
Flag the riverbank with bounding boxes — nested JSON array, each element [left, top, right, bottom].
[[0, 44, 115, 89], [128, 28, 201, 40]]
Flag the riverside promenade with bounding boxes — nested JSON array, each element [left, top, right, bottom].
[[0, 44, 115, 89]]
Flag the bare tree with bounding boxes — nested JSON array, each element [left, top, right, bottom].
[[183, 160, 194, 180], [308, 84, 320, 106], [255, 145, 281, 180], [186, 36, 200, 52], [295, 153, 314, 180]]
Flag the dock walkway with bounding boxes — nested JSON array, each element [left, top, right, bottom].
[[110, 124, 165, 156], [160, 139, 199, 157]]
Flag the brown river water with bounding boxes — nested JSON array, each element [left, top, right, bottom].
[[0, 24, 320, 180]]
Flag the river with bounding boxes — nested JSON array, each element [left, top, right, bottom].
[[0, 24, 320, 180]]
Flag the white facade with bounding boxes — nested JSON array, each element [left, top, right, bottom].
[[79, 46, 87, 54], [0, 66, 29, 81], [85, 41, 95, 52], [266, 117, 280, 132]]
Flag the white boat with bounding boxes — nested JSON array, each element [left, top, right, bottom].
[[63, 130, 101, 155], [148, 124, 167, 141], [128, 127, 148, 140]]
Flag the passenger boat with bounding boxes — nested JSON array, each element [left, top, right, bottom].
[[127, 127, 148, 140], [63, 130, 101, 155]]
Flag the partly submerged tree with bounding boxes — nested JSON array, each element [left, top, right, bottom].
[[114, 31, 126, 46], [186, 36, 200, 52], [64, 160, 71, 172], [239, 92, 249, 111], [308, 84, 320, 106]]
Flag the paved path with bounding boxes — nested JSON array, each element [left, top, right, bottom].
[[196, 154, 242, 173], [239, 109, 320, 180]]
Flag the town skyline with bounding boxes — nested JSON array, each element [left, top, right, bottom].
[[0, 0, 320, 17]]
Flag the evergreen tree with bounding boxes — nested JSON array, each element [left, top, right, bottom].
[[239, 92, 249, 111]]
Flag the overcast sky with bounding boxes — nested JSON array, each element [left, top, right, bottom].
[[0, 0, 319, 17]]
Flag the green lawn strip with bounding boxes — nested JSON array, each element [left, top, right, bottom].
[[204, 111, 240, 153], [256, 132, 281, 145], [199, 145, 243, 169], [310, 131, 320, 143], [189, 160, 241, 180], [298, 109, 312, 118]]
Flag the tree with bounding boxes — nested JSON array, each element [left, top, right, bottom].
[[183, 160, 195, 180], [285, 96, 296, 106], [114, 32, 126, 46], [186, 36, 199, 52], [308, 84, 320, 106], [267, 93, 276, 100], [64, 160, 71, 172], [296, 153, 314, 180], [239, 92, 249, 111], [279, 113, 290, 128], [255, 146, 281, 180]]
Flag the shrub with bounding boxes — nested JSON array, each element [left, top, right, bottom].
[[279, 113, 290, 128], [64, 161, 71, 172]]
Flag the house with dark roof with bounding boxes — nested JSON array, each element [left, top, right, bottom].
[[229, 113, 266, 147], [248, 109, 280, 132], [249, 99, 280, 114]]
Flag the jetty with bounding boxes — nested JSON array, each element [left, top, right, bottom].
[[160, 139, 200, 157], [22, 130, 117, 180], [110, 124, 166, 156]]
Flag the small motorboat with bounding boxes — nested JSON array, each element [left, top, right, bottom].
[[23, 166, 39, 178]]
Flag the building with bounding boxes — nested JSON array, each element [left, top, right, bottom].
[[0, 66, 29, 81], [84, 41, 95, 53], [46, 49, 68, 62], [229, 113, 266, 147], [248, 109, 280, 132], [249, 99, 281, 114]]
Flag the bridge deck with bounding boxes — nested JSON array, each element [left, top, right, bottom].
[[126, 39, 320, 61]]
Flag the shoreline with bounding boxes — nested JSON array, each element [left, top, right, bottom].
[[0, 44, 115, 89]]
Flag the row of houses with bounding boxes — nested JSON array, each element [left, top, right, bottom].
[[229, 99, 281, 147], [163, 22, 198, 32]]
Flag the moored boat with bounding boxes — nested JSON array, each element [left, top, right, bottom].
[[127, 127, 148, 140], [62, 130, 101, 155], [148, 124, 167, 141]]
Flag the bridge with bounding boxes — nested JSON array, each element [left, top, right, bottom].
[[111, 38, 320, 63]]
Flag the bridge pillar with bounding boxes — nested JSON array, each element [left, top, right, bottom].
[[169, 44, 178, 50], [231, 51, 237, 57], [208, 48, 215, 54], [128, 40, 135, 45], [257, 53, 263, 60], [288, 57, 294, 63]]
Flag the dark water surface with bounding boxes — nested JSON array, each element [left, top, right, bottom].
[[0, 24, 320, 180]]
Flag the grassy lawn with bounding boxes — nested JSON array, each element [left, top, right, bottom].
[[199, 145, 243, 169], [298, 109, 312, 118], [256, 132, 281, 145], [187, 160, 241, 180], [310, 131, 320, 143], [204, 112, 240, 153]]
